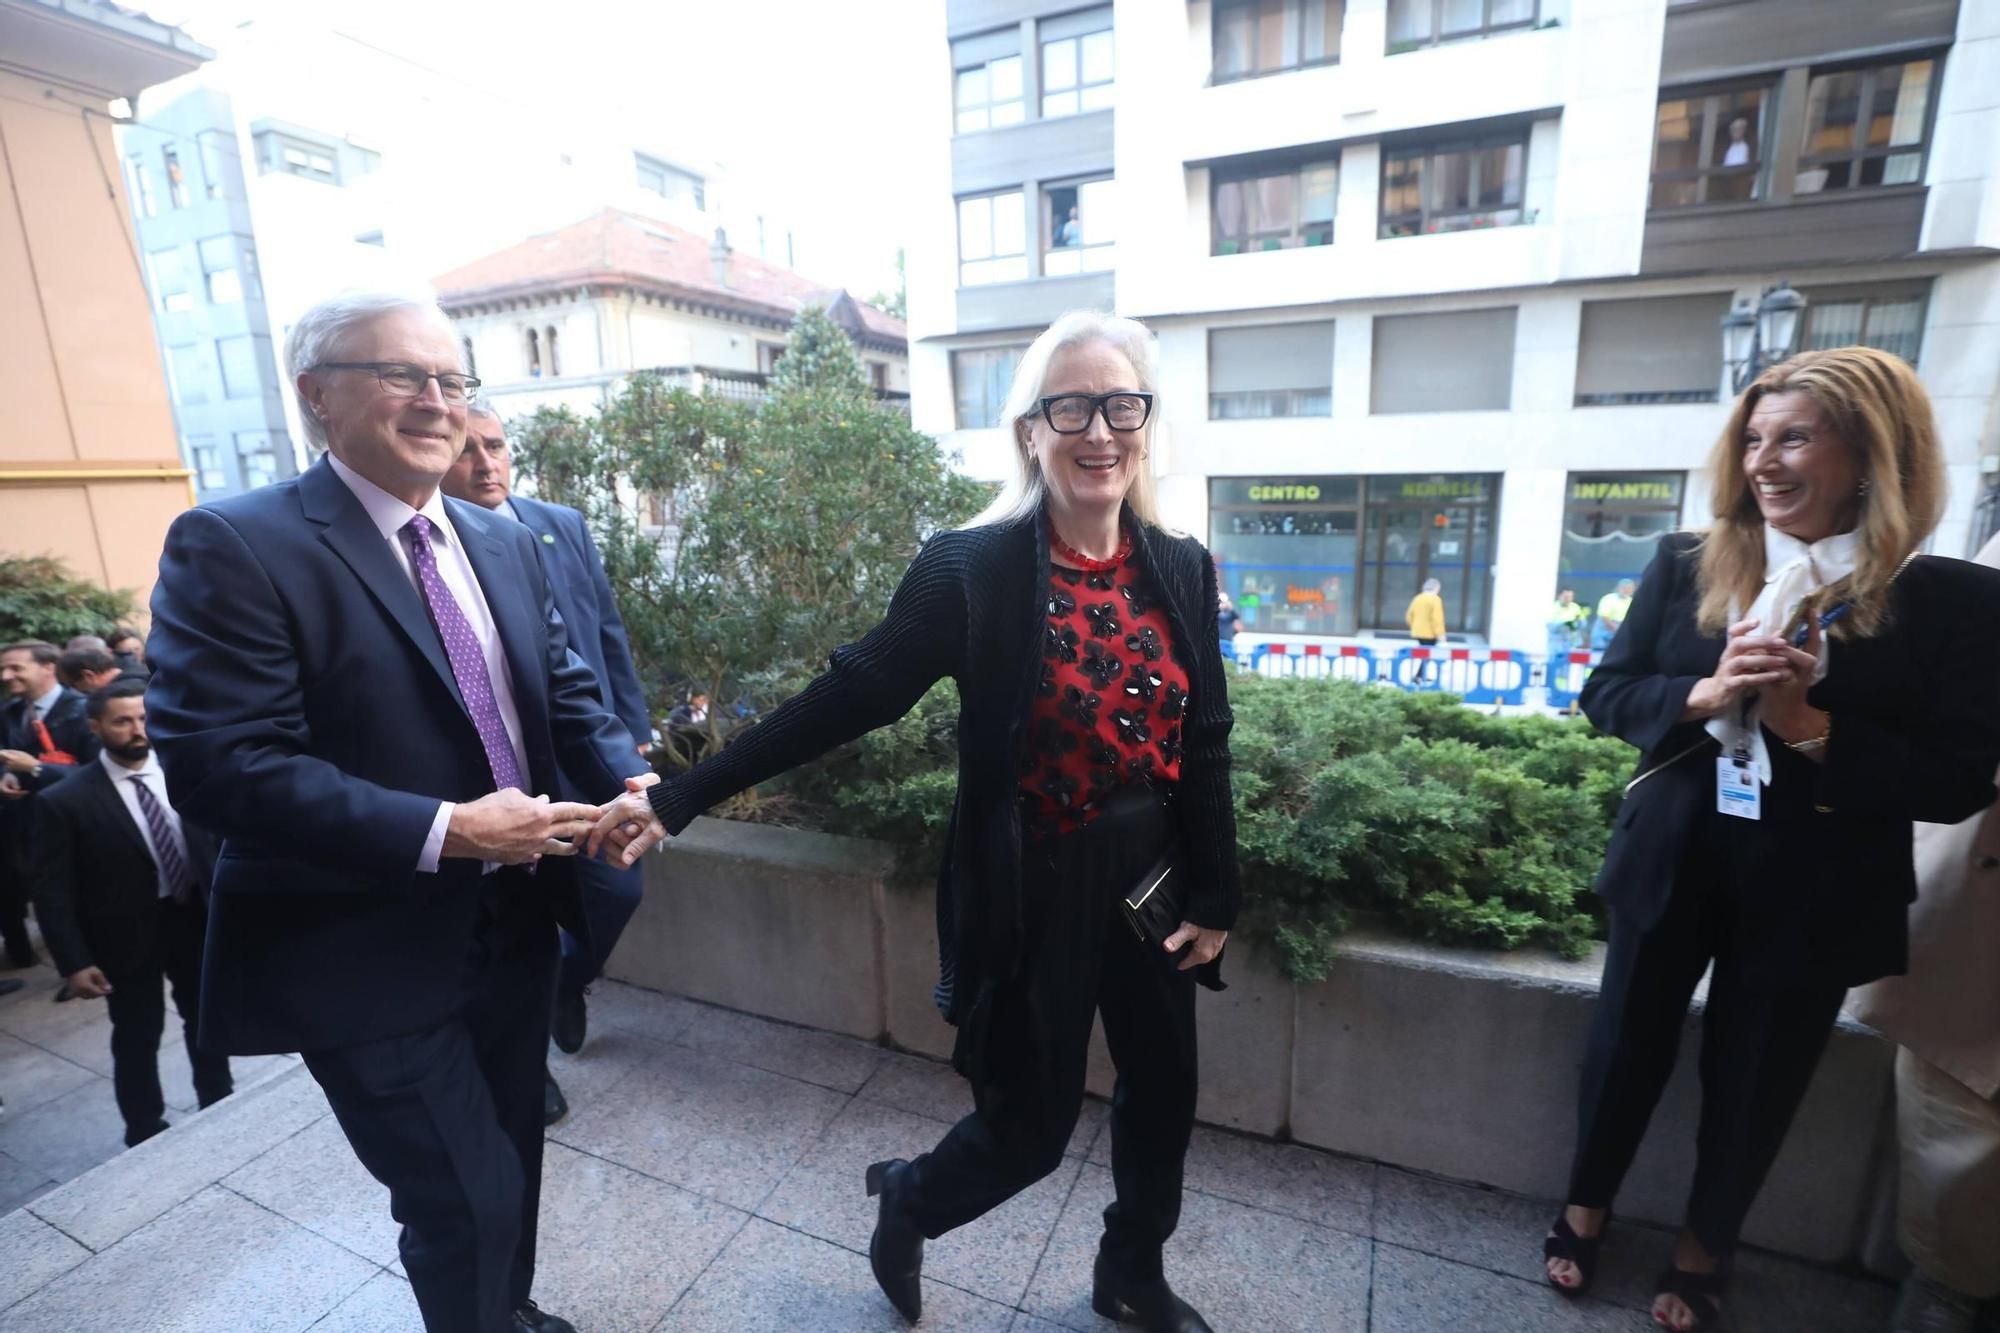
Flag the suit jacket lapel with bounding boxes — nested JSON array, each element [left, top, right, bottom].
[[85, 762, 152, 865], [508, 499, 586, 637], [298, 460, 468, 715]]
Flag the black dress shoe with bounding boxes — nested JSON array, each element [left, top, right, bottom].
[[124, 1119, 170, 1148], [542, 1072, 568, 1128], [551, 985, 587, 1055], [51, 981, 74, 1002], [865, 1159, 924, 1324], [512, 1299, 577, 1332], [1091, 1255, 1214, 1333]]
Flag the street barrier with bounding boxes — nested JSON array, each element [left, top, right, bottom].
[[1545, 650, 1600, 710], [1389, 645, 1531, 706], [1244, 641, 1378, 683]]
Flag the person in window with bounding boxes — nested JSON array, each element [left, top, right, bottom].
[[592, 311, 1238, 1333], [1715, 116, 1757, 202], [1059, 206, 1083, 247], [1539, 348, 2000, 1332]]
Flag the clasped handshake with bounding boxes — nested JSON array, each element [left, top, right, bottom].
[[440, 774, 667, 868]]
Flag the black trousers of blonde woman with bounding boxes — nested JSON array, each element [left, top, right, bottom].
[[1567, 807, 1849, 1260], [867, 787, 1210, 1330]]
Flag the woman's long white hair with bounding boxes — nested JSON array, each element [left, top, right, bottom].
[[962, 310, 1166, 530]]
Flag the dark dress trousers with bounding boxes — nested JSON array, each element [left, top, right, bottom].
[[506, 494, 651, 996], [145, 456, 647, 1333], [1569, 531, 2000, 1255], [30, 759, 230, 1140]]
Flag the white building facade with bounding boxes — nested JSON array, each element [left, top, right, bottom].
[[909, 0, 2000, 655]]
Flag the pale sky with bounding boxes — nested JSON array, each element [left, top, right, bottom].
[[144, 0, 938, 301]]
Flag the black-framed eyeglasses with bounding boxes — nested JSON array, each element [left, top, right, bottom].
[[1038, 391, 1154, 434], [313, 361, 481, 403]]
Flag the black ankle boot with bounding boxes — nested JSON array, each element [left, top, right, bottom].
[[1091, 1254, 1214, 1333], [865, 1159, 924, 1325]]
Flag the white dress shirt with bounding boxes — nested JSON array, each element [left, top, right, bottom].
[[28, 683, 63, 722], [327, 454, 531, 872], [101, 751, 189, 899]]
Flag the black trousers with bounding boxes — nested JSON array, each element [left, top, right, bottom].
[[1567, 808, 1848, 1257], [555, 854, 643, 997], [0, 836, 33, 966], [104, 896, 232, 1143], [898, 789, 1199, 1279], [303, 871, 556, 1333]]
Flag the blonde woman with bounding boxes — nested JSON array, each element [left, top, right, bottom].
[[1537, 348, 2000, 1331], [595, 311, 1238, 1332]]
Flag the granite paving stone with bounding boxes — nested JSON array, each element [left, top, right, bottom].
[[0, 1030, 97, 1117], [1370, 1242, 1641, 1333], [549, 1042, 848, 1210], [530, 1141, 750, 1332], [589, 981, 703, 1047], [675, 1003, 887, 1093], [223, 1111, 398, 1265], [0, 1148, 56, 1216], [0, 1207, 91, 1313], [160, 1049, 298, 1113], [547, 1024, 661, 1111], [0, 1076, 134, 1183], [306, 1269, 423, 1331], [1, 1185, 377, 1333], [1731, 1247, 1898, 1333], [1022, 1164, 1371, 1332], [858, 1048, 1108, 1158], [759, 1096, 1085, 1307], [1090, 1123, 1375, 1236], [1007, 1315, 1075, 1333], [657, 1217, 1018, 1333]]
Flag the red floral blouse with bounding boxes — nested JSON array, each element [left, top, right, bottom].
[[1018, 551, 1189, 833]]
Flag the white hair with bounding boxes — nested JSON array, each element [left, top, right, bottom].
[[1422, 579, 1443, 594], [285, 290, 457, 451], [962, 309, 1167, 531], [466, 399, 505, 425]]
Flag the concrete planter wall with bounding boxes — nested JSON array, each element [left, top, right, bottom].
[[607, 816, 1895, 1266]]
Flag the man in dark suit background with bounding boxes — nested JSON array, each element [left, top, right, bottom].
[[1, 640, 101, 970], [146, 291, 655, 1333], [31, 680, 231, 1145], [440, 402, 653, 1124]]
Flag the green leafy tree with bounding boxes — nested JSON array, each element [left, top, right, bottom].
[[509, 310, 985, 813], [868, 248, 908, 323], [0, 556, 139, 645]]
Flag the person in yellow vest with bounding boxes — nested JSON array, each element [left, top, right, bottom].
[[1548, 589, 1590, 661], [1406, 579, 1445, 683], [1592, 579, 1636, 652]]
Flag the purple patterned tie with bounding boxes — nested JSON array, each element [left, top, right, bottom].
[[403, 515, 526, 794], [130, 775, 199, 905]]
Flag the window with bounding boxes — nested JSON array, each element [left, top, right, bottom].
[[1795, 58, 1937, 194], [257, 131, 339, 183], [1381, 131, 1528, 237], [1209, 322, 1335, 418], [1041, 11, 1113, 118], [957, 190, 1026, 285], [526, 328, 542, 378], [1386, 0, 1536, 51], [1371, 308, 1516, 413], [758, 342, 784, 375], [147, 247, 193, 313], [186, 436, 225, 492], [1044, 179, 1115, 275], [198, 134, 231, 200], [1651, 84, 1770, 208], [1575, 294, 1729, 406], [870, 361, 888, 391], [167, 344, 210, 405], [1560, 474, 1685, 622], [1212, 158, 1337, 254], [1214, 0, 1344, 82], [544, 326, 561, 377], [636, 153, 706, 209], [1800, 286, 1927, 364], [198, 236, 241, 305], [217, 334, 270, 400], [162, 146, 189, 209], [127, 156, 157, 219], [955, 54, 1024, 133], [236, 432, 280, 490], [355, 229, 386, 246], [462, 337, 477, 379], [240, 246, 263, 301], [952, 346, 1026, 429]]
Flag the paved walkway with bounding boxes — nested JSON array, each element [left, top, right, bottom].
[[0, 975, 1897, 1332]]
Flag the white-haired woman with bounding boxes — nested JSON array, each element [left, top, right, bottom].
[[613, 311, 1237, 1331]]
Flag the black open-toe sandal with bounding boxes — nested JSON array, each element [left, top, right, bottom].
[[1652, 1265, 1727, 1331], [1542, 1213, 1607, 1295]]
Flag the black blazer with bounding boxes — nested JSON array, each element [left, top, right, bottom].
[[649, 508, 1240, 1030], [145, 457, 649, 1055], [29, 760, 218, 978], [1583, 531, 2000, 984], [2, 687, 99, 790]]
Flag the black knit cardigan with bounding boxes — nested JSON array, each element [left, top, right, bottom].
[[647, 506, 1241, 1026]]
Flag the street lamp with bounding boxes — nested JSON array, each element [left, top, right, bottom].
[[1721, 281, 1809, 393]]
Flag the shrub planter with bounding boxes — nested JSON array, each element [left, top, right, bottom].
[[608, 817, 1894, 1266]]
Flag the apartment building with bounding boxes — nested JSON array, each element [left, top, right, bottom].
[[908, 0, 2000, 655]]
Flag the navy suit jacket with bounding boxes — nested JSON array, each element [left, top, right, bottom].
[[145, 457, 648, 1055], [505, 495, 651, 757]]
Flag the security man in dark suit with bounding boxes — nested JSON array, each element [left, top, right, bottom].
[[146, 293, 652, 1333], [1, 640, 101, 970], [440, 401, 653, 1126], [31, 680, 232, 1145]]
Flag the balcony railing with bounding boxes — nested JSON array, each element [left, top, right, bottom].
[[641, 364, 911, 415]]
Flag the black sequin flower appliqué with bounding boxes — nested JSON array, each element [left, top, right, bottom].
[[1085, 602, 1121, 640], [1060, 686, 1102, 727], [1033, 715, 1078, 758], [1124, 625, 1164, 662], [1124, 663, 1163, 704], [1119, 583, 1153, 617], [1125, 752, 1157, 781], [1079, 641, 1123, 690], [1156, 725, 1183, 766], [1053, 566, 1084, 587], [1039, 771, 1079, 809], [1085, 570, 1114, 592], [1037, 662, 1058, 698], [1158, 682, 1187, 721], [1087, 736, 1120, 769], [1044, 622, 1080, 664], [1046, 584, 1077, 618], [1110, 707, 1152, 748]]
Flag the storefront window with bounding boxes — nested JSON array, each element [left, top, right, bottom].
[[1209, 474, 1498, 638], [1558, 473, 1684, 639]]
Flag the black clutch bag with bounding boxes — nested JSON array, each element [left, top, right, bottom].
[[1120, 852, 1189, 966]]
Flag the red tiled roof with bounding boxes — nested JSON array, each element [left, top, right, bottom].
[[433, 208, 906, 347]]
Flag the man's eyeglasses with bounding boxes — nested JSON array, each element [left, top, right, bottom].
[[313, 361, 481, 403], [1038, 392, 1154, 434]]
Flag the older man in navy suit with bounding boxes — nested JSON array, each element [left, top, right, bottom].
[[441, 402, 653, 1126], [146, 292, 666, 1333]]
